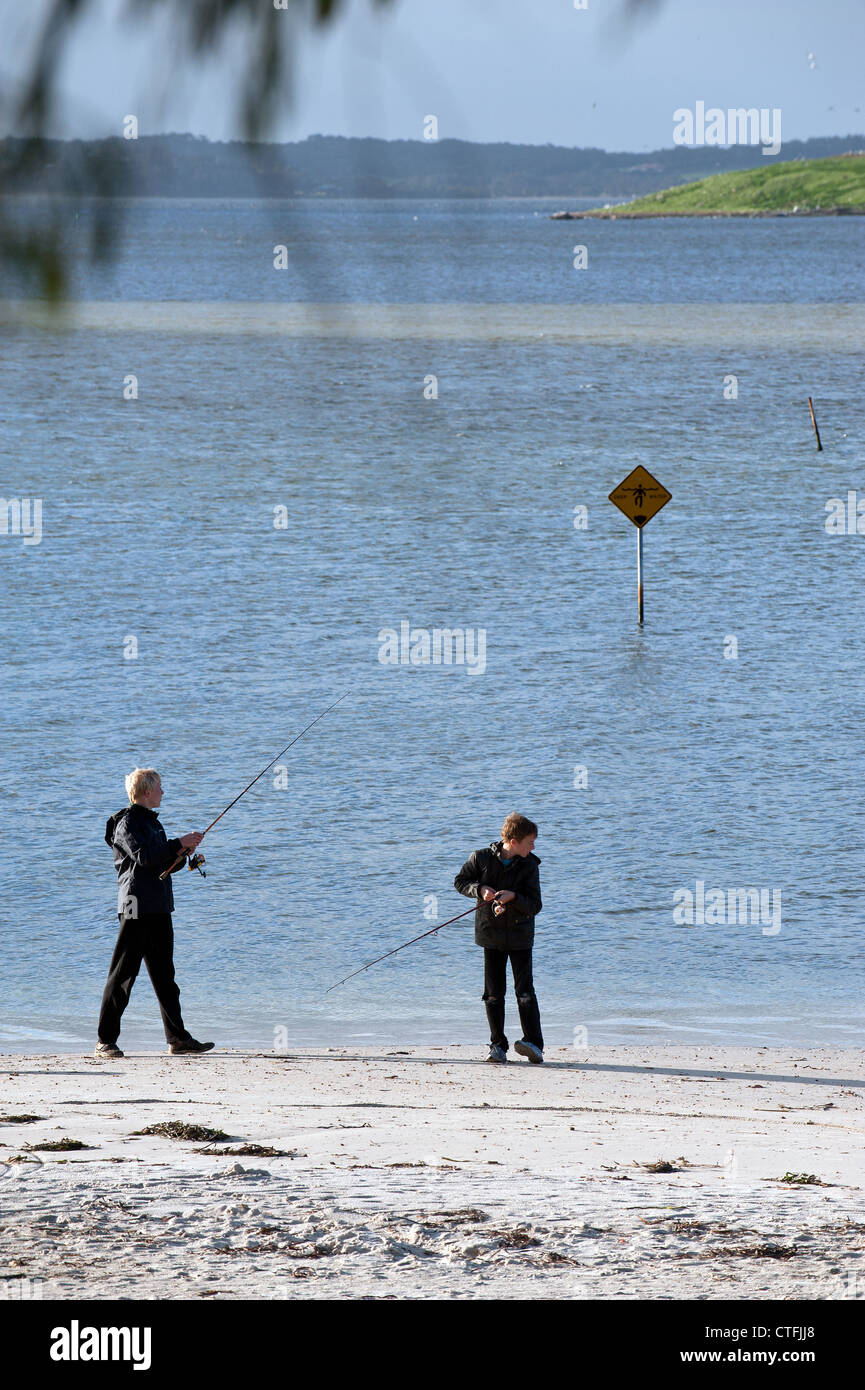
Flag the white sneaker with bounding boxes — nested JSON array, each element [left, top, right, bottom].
[[514, 1039, 544, 1064]]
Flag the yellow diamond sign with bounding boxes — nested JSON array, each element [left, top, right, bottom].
[[608, 465, 671, 528]]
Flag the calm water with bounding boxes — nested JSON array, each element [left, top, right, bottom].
[[1, 197, 863, 1051]]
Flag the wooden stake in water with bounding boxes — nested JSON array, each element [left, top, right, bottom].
[[808, 396, 823, 451], [637, 525, 644, 626]]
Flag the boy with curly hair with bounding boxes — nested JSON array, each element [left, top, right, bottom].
[[455, 813, 544, 1064]]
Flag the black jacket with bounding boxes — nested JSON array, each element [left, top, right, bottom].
[[105, 804, 185, 918], [454, 841, 542, 950]]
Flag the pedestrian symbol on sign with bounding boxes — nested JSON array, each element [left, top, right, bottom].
[[608, 465, 672, 625], [608, 466, 671, 529]]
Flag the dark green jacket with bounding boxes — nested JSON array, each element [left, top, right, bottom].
[[454, 840, 542, 950]]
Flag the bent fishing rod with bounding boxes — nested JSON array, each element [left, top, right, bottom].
[[159, 690, 351, 880], [325, 893, 507, 994]]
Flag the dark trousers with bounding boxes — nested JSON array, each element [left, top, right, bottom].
[[482, 947, 543, 1051], [98, 913, 190, 1046]]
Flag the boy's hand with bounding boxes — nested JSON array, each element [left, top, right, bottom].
[[482, 887, 514, 917], [180, 832, 203, 849]]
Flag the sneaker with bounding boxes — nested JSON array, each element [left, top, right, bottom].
[[94, 1042, 124, 1059], [486, 1044, 508, 1064], [169, 1038, 215, 1055], [514, 1039, 544, 1064]]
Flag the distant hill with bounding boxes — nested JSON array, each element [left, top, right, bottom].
[[2, 132, 864, 200], [555, 153, 865, 217]]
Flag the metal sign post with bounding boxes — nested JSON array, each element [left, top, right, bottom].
[[637, 525, 644, 626], [608, 465, 671, 626]]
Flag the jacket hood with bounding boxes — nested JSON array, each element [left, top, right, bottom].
[[105, 807, 129, 846], [104, 802, 157, 846], [490, 839, 540, 865]]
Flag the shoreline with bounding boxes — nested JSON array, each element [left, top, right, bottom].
[[551, 206, 865, 219], [4, 1027, 865, 1055], [2, 1045, 863, 1300]]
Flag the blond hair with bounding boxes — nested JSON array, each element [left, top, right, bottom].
[[125, 767, 161, 803], [501, 812, 538, 844]]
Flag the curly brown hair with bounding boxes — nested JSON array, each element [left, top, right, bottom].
[[501, 813, 538, 843]]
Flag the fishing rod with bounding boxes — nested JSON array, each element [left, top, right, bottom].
[[159, 690, 352, 880], [325, 894, 507, 994]]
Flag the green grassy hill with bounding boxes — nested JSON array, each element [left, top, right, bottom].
[[581, 153, 865, 217]]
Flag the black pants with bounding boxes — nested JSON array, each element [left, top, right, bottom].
[[98, 913, 191, 1046], [482, 947, 543, 1051]]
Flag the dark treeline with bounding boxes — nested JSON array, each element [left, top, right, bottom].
[[2, 133, 863, 200]]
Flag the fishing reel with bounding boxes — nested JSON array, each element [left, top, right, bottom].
[[158, 847, 207, 882]]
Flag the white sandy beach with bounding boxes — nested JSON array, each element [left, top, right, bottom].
[[1, 1046, 863, 1301]]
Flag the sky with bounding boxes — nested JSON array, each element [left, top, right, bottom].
[[2, 0, 864, 151]]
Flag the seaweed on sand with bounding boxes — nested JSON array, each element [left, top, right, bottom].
[[131, 1121, 230, 1142]]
